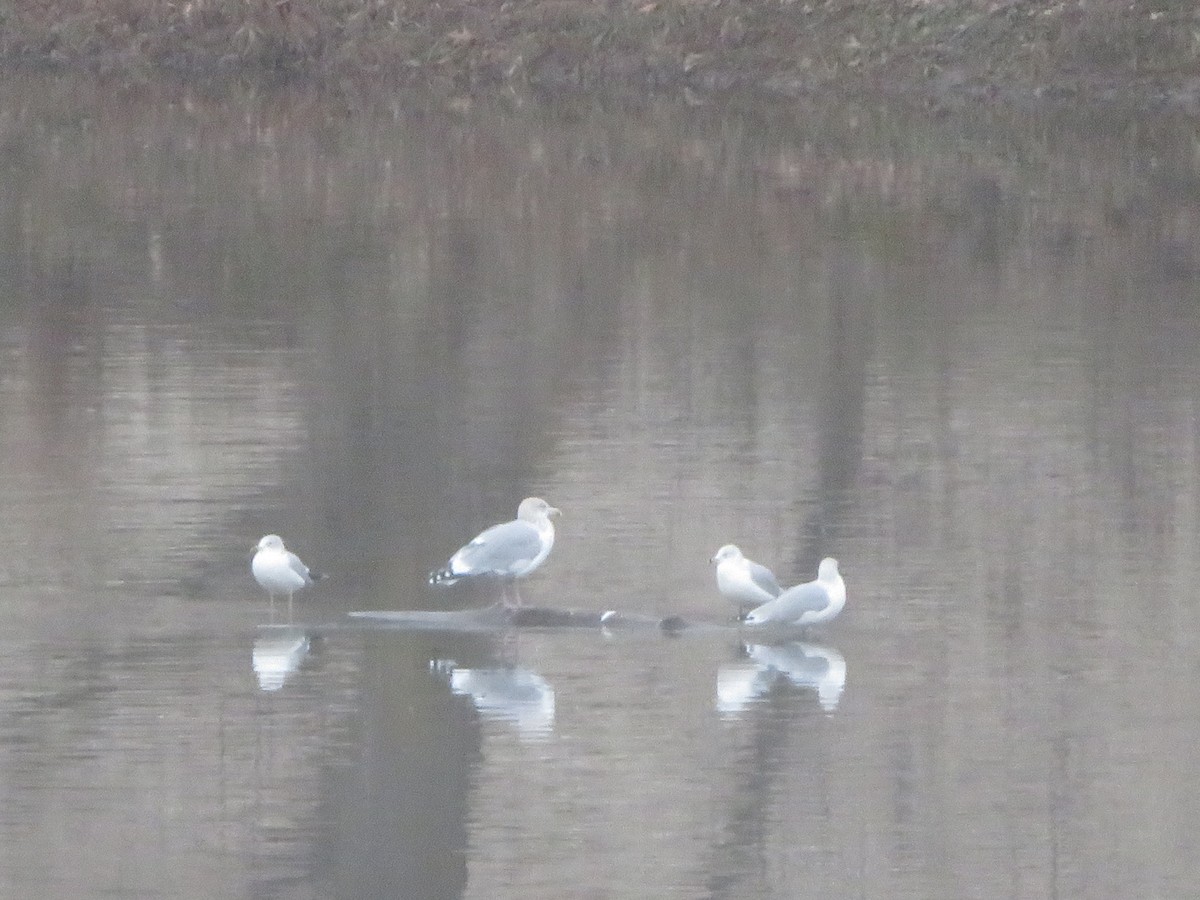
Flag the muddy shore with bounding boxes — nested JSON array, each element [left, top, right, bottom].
[[3, 0, 1199, 107]]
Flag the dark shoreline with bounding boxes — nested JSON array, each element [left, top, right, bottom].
[[3, 1, 1199, 109]]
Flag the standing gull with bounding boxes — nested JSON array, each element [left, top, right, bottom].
[[429, 497, 561, 605], [252, 534, 324, 622], [711, 544, 783, 618], [744, 557, 845, 627]]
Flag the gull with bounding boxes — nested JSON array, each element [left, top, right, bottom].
[[744, 557, 845, 627], [710, 544, 783, 618], [429, 497, 561, 605], [251, 534, 324, 622]]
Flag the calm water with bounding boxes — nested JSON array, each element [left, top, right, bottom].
[[0, 76, 1199, 898]]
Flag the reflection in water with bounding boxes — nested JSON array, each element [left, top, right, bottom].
[[717, 641, 846, 714], [317, 633, 479, 900], [443, 664, 556, 739], [252, 627, 313, 691]]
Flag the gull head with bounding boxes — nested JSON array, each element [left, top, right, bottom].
[[517, 497, 561, 522], [817, 557, 840, 581], [711, 544, 744, 566], [255, 534, 286, 553]]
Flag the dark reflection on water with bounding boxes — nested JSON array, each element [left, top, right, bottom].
[[0, 74, 1199, 898], [311, 632, 482, 900]]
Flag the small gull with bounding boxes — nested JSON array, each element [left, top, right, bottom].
[[429, 497, 561, 604], [252, 534, 324, 621], [711, 544, 783, 617], [744, 557, 845, 627]]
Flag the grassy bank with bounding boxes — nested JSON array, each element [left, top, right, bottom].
[[1, 0, 1198, 103]]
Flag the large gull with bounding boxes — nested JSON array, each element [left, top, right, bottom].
[[429, 497, 561, 603], [744, 557, 845, 627], [252, 534, 324, 621], [711, 544, 783, 618]]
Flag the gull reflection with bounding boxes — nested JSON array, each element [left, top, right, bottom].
[[717, 641, 846, 714], [439, 664, 556, 739], [252, 627, 313, 692]]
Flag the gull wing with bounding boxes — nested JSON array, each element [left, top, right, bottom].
[[286, 551, 317, 585], [747, 560, 783, 598], [746, 581, 830, 624], [450, 520, 543, 577]]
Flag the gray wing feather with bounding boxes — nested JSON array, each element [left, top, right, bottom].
[[747, 561, 783, 598], [286, 551, 314, 584], [749, 582, 830, 623], [453, 520, 542, 575], [777, 582, 831, 613]]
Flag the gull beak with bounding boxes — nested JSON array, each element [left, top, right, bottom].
[[548, 507, 562, 518]]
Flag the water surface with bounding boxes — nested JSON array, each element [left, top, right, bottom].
[[0, 77, 1198, 898]]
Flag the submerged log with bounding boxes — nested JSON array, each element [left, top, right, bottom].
[[274, 606, 819, 639], [345, 605, 713, 633]]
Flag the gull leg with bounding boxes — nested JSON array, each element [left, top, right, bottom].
[[500, 581, 523, 609], [483, 581, 504, 609], [500, 627, 519, 661], [287, 591, 294, 623]]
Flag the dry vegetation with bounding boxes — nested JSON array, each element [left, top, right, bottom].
[[1, 0, 1198, 103]]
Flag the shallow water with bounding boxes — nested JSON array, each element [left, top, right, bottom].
[[0, 77, 1199, 898]]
